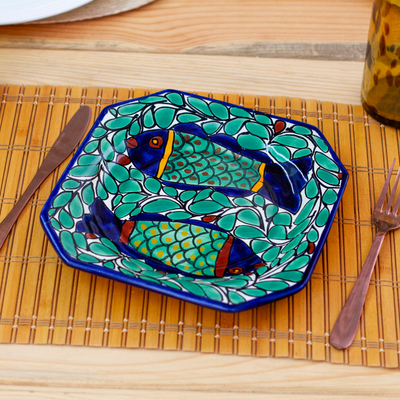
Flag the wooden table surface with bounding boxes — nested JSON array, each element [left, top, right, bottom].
[[0, 0, 371, 104], [1, 0, 400, 398]]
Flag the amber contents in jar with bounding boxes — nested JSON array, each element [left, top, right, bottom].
[[362, 0, 400, 127]]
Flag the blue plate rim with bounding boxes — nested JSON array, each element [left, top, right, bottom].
[[40, 89, 349, 312]]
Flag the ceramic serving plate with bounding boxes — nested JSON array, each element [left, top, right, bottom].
[[41, 90, 348, 312], [0, 0, 94, 25]]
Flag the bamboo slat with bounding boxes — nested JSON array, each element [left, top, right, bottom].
[[0, 84, 399, 368]]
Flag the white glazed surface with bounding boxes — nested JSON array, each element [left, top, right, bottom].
[[0, 0, 94, 25]]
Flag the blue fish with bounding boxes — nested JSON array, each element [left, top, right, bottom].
[[118, 124, 312, 213], [77, 199, 265, 278]]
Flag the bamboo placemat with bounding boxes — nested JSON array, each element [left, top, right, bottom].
[[0, 84, 399, 369]]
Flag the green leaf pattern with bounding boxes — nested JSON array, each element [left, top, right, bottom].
[[46, 92, 345, 306]]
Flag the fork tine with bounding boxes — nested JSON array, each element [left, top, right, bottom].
[[375, 159, 396, 212], [386, 165, 400, 212], [392, 169, 400, 214]]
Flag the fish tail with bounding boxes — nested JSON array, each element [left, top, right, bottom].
[[282, 157, 313, 192], [260, 157, 312, 213], [215, 237, 265, 277], [76, 199, 123, 242]]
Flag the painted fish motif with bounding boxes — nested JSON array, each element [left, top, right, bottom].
[[118, 124, 312, 213], [77, 199, 265, 278]]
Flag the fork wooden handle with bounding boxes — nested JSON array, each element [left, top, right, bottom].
[[330, 232, 386, 350]]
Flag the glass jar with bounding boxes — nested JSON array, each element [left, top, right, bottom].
[[361, 0, 400, 127]]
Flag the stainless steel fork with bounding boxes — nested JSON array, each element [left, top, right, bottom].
[[330, 159, 400, 350]]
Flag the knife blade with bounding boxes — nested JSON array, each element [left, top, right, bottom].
[[0, 105, 92, 249]]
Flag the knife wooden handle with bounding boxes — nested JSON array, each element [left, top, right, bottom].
[[0, 105, 91, 250]]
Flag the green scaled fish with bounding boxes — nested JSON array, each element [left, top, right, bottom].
[[77, 199, 265, 278], [117, 124, 312, 213]]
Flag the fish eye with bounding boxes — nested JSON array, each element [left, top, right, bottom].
[[149, 136, 164, 149], [228, 267, 243, 275]]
